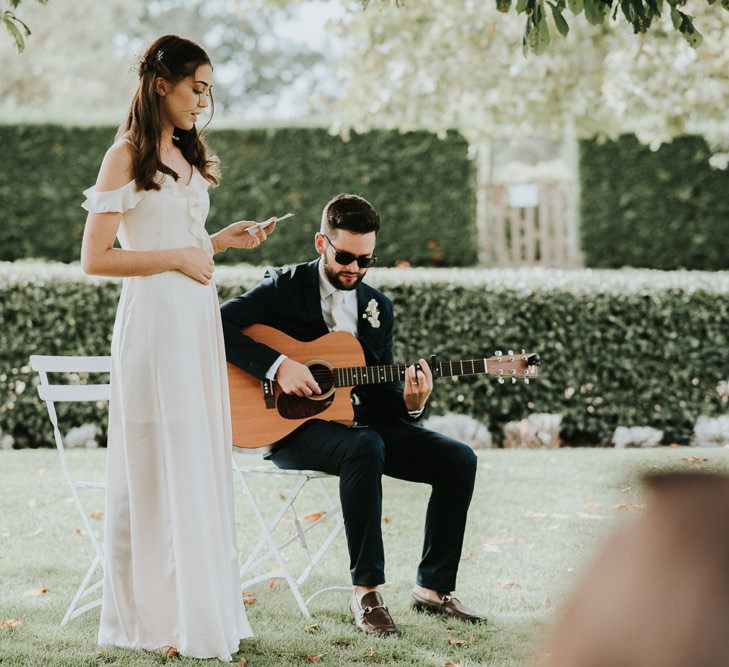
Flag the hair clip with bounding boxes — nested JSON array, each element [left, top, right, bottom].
[[155, 49, 164, 61], [130, 53, 146, 74]]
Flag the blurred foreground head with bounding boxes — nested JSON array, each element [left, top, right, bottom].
[[543, 472, 729, 667]]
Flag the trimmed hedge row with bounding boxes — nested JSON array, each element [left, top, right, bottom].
[[1, 124, 476, 267], [3, 261, 728, 448], [580, 134, 729, 270]]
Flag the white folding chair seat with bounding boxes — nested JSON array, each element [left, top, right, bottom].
[[29, 354, 110, 625], [233, 452, 349, 617]]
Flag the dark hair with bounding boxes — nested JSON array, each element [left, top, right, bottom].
[[321, 193, 380, 236], [117, 34, 219, 191]]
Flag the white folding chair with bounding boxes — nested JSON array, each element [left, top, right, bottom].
[[29, 354, 110, 626], [233, 451, 349, 617]]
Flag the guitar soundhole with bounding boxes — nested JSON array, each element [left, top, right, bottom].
[[277, 363, 336, 420], [307, 363, 335, 396]]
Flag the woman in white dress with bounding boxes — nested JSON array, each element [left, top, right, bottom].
[[80, 35, 272, 661]]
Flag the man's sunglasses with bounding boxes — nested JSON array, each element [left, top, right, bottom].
[[323, 234, 378, 269]]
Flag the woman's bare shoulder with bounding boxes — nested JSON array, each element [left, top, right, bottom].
[[96, 138, 135, 192]]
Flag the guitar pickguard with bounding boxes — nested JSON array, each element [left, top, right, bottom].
[[277, 393, 335, 419]]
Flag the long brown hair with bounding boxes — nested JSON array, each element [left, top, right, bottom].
[[118, 34, 219, 191]]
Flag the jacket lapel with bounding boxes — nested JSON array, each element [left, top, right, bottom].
[[303, 259, 328, 337], [356, 283, 384, 362]]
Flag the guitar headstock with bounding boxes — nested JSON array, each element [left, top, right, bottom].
[[487, 350, 541, 384]]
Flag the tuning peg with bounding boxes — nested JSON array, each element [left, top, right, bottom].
[[511, 377, 517, 384], [521, 349, 526, 354], [498, 377, 504, 384], [508, 349, 514, 356], [495, 350, 502, 356], [524, 378, 530, 384]]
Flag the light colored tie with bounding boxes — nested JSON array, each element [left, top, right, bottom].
[[330, 290, 348, 333]]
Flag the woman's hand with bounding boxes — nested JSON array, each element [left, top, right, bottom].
[[213, 219, 277, 253], [177, 246, 215, 284]]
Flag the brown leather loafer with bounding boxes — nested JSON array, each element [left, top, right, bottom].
[[350, 591, 399, 636], [410, 589, 488, 624]]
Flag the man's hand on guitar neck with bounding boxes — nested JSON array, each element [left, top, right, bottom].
[[403, 358, 433, 413], [276, 358, 322, 397]]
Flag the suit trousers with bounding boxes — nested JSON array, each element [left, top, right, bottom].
[[267, 417, 478, 591]]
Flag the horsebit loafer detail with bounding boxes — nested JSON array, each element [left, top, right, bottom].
[[350, 591, 399, 636], [410, 589, 488, 624]]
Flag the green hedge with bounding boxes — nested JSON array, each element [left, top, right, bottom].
[[580, 134, 729, 270], [1, 124, 476, 267], [3, 261, 728, 448]]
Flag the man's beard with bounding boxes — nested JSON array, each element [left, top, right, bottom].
[[323, 256, 366, 291]]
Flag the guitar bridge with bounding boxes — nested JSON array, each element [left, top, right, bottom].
[[261, 379, 276, 409]]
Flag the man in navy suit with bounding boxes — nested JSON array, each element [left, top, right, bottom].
[[221, 193, 486, 635]]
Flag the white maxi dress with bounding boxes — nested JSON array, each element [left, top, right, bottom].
[[82, 164, 251, 661]]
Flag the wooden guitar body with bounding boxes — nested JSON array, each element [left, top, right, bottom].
[[228, 324, 540, 448], [228, 324, 365, 448]]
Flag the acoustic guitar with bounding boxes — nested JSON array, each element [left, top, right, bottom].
[[228, 324, 541, 448]]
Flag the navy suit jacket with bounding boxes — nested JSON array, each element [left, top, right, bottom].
[[220, 259, 419, 424]]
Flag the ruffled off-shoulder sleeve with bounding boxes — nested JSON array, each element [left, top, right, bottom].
[[81, 180, 148, 214]]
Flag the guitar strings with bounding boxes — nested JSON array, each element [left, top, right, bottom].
[[304, 359, 496, 382]]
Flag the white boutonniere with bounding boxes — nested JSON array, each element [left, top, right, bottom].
[[362, 298, 381, 328]]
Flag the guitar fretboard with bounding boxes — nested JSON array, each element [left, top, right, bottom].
[[333, 360, 487, 388]]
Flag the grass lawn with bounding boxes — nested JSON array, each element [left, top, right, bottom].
[[2, 446, 729, 666]]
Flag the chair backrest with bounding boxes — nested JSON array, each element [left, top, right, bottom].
[[30, 354, 111, 558]]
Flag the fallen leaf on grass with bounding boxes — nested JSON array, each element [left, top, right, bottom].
[[304, 511, 327, 522], [484, 537, 522, 545], [498, 580, 520, 590], [682, 456, 708, 463], [1, 619, 22, 628], [236, 658, 247, 665], [382, 516, 392, 524], [543, 596, 552, 606], [307, 655, 324, 662], [460, 553, 473, 562], [268, 580, 277, 591], [278, 491, 287, 501], [612, 503, 646, 512], [20, 527, 43, 538], [444, 663, 460, 667], [242, 590, 253, 595], [448, 636, 467, 645], [89, 510, 104, 519], [468, 634, 476, 645], [74, 528, 86, 536], [96, 649, 107, 658], [304, 623, 320, 632], [23, 587, 48, 597], [242, 596, 257, 605], [363, 646, 375, 657]]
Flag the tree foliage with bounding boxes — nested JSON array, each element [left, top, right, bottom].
[[2, 0, 326, 119], [337, 1, 729, 148], [368, 0, 728, 55], [1, 0, 47, 52]]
